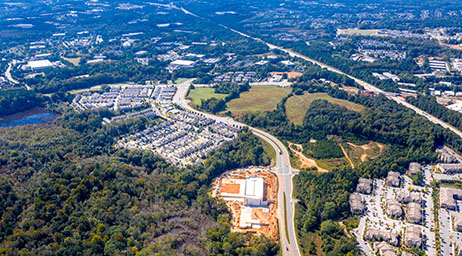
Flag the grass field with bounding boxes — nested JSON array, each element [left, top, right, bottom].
[[62, 57, 81, 66], [174, 78, 190, 84], [285, 92, 365, 125], [226, 86, 291, 115], [187, 87, 228, 106]]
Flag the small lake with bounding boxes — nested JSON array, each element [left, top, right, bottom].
[[0, 108, 57, 128]]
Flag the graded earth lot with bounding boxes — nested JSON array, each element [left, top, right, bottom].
[[285, 92, 365, 125], [211, 167, 279, 240], [226, 86, 291, 115]]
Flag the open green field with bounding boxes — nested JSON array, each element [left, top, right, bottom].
[[62, 57, 81, 66], [226, 86, 291, 115], [187, 87, 228, 106], [285, 92, 365, 125], [174, 78, 190, 84]]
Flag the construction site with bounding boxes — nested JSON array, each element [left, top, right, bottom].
[[211, 167, 279, 240]]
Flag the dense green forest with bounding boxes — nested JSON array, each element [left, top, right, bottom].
[[303, 140, 344, 160], [0, 108, 277, 255], [0, 89, 43, 117], [294, 168, 359, 255], [237, 81, 462, 254], [407, 95, 462, 132]]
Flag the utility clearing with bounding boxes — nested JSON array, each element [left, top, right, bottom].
[[289, 142, 328, 172]]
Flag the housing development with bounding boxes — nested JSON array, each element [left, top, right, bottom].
[[3, 0, 462, 256]]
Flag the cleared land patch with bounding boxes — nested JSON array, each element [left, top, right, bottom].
[[285, 92, 365, 125], [187, 87, 228, 106], [337, 28, 382, 37], [288, 142, 328, 172], [62, 57, 81, 66], [341, 141, 385, 167], [226, 86, 291, 115]]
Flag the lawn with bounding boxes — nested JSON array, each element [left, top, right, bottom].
[[226, 86, 291, 115], [62, 57, 81, 66], [174, 78, 190, 84], [285, 92, 365, 125], [187, 87, 228, 106]]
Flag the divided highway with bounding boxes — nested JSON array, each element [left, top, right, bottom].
[[173, 80, 301, 256], [217, 25, 462, 140]]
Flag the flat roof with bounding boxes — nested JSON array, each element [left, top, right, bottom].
[[28, 60, 53, 69]]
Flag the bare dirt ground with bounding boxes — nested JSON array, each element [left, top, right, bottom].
[[339, 144, 355, 168], [347, 142, 384, 162], [288, 142, 328, 172], [211, 167, 279, 240]]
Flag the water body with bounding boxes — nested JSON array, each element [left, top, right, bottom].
[[0, 108, 56, 128]]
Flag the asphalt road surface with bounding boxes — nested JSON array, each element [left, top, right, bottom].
[[173, 80, 301, 256]]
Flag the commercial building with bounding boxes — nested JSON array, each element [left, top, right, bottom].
[[220, 176, 266, 207], [28, 60, 54, 71], [169, 59, 195, 69]]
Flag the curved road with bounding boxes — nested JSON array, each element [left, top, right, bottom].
[[173, 80, 301, 256]]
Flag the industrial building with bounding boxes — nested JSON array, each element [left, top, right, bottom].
[[220, 176, 266, 207], [28, 60, 54, 71]]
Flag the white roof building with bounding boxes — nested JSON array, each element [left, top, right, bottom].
[[28, 60, 54, 71], [220, 176, 265, 206]]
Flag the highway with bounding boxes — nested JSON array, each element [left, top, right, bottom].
[[173, 80, 301, 256], [214, 22, 462, 140]]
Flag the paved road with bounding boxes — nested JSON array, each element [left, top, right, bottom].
[[212, 22, 462, 140], [173, 80, 301, 256], [5, 62, 19, 84], [5, 60, 31, 90]]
